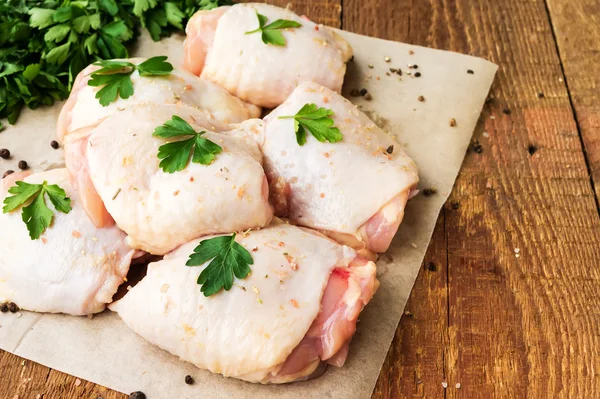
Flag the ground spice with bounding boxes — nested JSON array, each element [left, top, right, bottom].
[[18, 160, 28, 170], [537, 92, 545, 98], [449, 118, 457, 127], [467, 69, 474, 74], [384, 56, 391, 62], [3, 170, 14, 179], [129, 392, 146, 399], [50, 140, 59, 149], [185, 375, 194, 385], [0, 303, 8, 313], [364, 93, 372, 101], [350, 89, 360, 97], [0, 149, 10, 159], [502, 108, 511, 114], [417, 95, 425, 102]]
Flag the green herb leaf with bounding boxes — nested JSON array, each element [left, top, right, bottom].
[[137, 56, 173, 76], [153, 115, 222, 173], [88, 72, 134, 106], [278, 103, 343, 146], [44, 24, 71, 43], [28, 8, 56, 29], [87, 57, 172, 106], [45, 42, 71, 64], [186, 233, 254, 297], [3, 180, 72, 240], [133, 0, 159, 17], [245, 12, 302, 46]]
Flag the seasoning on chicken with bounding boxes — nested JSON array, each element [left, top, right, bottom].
[[64, 104, 272, 255], [111, 223, 377, 383], [259, 82, 419, 253], [183, 3, 353, 108], [0, 169, 134, 315], [57, 57, 261, 143]]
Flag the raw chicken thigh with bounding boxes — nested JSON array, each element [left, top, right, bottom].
[[183, 3, 353, 108], [111, 223, 377, 383], [0, 169, 134, 315], [57, 57, 260, 142], [65, 104, 272, 255], [260, 82, 419, 253]]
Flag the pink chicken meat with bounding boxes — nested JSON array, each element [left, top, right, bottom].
[[183, 3, 353, 108], [111, 223, 377, 383], [259, 82, 419, 253]]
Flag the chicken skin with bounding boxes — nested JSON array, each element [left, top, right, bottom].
[[65, 104, 272, 255], [0, 169, 134, 315], [57, 57, 260, 143], [260, 82, 419, 253], [183, 3, 353, 108], [111, 223, 377, 383]]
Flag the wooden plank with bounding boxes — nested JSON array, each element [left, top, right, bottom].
[[0, 1, 343, 399], [545, 0, 600, 202], [372, 213, 449, 399], [342, 0, 600, 398]]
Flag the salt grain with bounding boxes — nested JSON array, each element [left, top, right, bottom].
[[482, 132, 489, 138], [456, 383, 461, 389], [411, 243, 417, 248], [75, 379, 82, 387], [442, 381, 448, 388]]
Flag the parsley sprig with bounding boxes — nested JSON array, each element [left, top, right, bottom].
[[186, 233, 254, 297], [153, 115, 223, 173], [88, 56, 173, 106], [278, 103, 343, 146], [0, 0, 232, 127], [245, 11, 302, 46], [3, 180, 72, 240]]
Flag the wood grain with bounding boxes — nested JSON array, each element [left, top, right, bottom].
[[3, 1, 600, 399], [545, 0, 600, 202], [342, 0, 600, 397]]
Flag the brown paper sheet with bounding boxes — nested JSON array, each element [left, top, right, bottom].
[[0, 30, 496, 398]]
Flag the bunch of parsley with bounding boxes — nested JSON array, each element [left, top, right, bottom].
[[0, 0, 233, 128]]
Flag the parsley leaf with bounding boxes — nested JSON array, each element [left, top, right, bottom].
[[3, 180, 72, 240], [137, 56, 173, 76], [186, 233, 254, 297], [245, 12, 302, 46], [153, 115, 222, 173], [87, 57, 172, 106], [278, 103, 343, 146]]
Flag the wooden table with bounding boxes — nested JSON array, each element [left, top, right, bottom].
[[2, 0, 599, 397]]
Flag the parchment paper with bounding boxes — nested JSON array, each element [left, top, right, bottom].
[[0, 30, 497, 398]]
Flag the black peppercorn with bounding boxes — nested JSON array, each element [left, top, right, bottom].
[[427, 262, 437, 272], [129, 392, 146, 399], [414, 72, 421, 77], [8, 302, 18, 313], [185, 375, 194, 385], [18, 160, 28, 170], [467, 69, 474, 74], [502, 108, 511, 115], [386, 145, 394, 154], [359, 88, 368, 96], [0, 149, 10, 159], [528, 144, 538, 155], [451, 201, 460, 210], [0, 303, 8, 313], [3, 170, 14, 179], [423, 188, 437, 196], [51, 140, 60, 149]]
